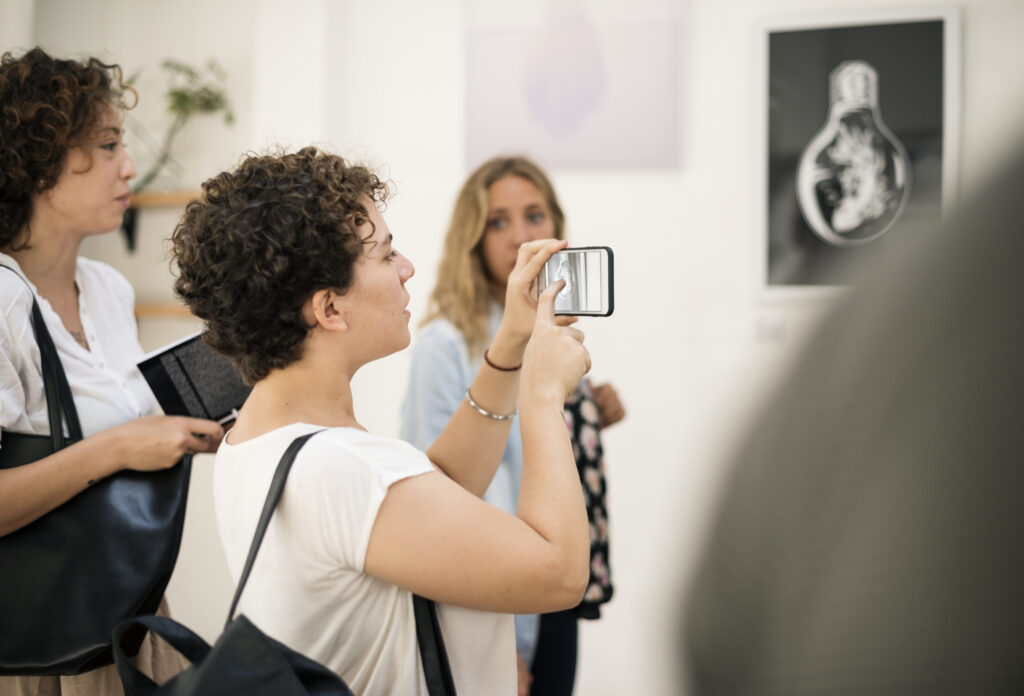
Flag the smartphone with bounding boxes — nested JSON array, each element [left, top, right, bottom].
[[536, 246, 614, 316]]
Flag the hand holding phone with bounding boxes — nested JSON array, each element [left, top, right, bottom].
[[523, 280, 592, 404], [535, 246, 614, 316]]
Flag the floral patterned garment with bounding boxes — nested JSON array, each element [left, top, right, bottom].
[[563, 380, 614, 619]]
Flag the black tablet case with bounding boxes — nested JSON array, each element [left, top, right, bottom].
[[137, 332, 250, 422]]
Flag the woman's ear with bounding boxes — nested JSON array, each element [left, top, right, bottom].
[[307, 288, 349, 332]]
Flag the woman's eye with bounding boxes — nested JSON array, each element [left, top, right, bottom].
[[100, 142, 118, 152], [485, 217, 507, 231], [528, 211, 547, 224], [386, 250, 398, 261]]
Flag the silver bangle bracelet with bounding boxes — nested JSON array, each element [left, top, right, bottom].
[[465, 388, 516, 421]]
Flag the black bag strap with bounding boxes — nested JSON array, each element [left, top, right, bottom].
[[113, 614, 211, 695], [414, 594, 458, 696], [113, 432, 325, 695], [226, 430, 324, 625], [115, 428, 457, 694], [230, 429, 457, 694], [0, 264, 83, 448]]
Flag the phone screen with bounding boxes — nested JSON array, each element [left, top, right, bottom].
[[536, 246, 614, 316]]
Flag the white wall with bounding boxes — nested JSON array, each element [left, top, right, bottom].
[[0, 0, 34, 50], [17, 1, 1024, 694]]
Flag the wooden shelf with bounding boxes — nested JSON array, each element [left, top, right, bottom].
[[134, 303, 193, 319], [129, 190, 200, 208]]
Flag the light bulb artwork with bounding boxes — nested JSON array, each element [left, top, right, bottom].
[[796, 60, 911, 247], [555, 253, 575, 298]]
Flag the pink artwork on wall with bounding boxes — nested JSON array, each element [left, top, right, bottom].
[[466, 0, 682, 169]]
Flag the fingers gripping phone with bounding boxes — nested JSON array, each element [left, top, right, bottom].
[[536, 246, 614, 316]]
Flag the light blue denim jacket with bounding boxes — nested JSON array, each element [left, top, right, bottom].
[[399, 305, 540, 664]]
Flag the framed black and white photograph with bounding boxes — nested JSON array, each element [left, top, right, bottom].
[[757, 8, 961, 292]]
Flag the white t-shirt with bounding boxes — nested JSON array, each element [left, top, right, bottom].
[[214, 422, 517, 695], [0, 253, 159, 443]]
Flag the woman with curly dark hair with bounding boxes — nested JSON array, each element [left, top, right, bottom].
[[171, 146, 592, 694], [0, 48, 223, 694]]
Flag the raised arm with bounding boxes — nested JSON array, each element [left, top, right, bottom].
[[365, 281, 592, 613], [424, 238, 571, 497]]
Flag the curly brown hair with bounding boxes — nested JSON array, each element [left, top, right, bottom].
[[172, 146, 389, 384], [0, 47, 136, 249]]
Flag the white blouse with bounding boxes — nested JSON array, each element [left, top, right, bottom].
[[0, 253, 160, 445]]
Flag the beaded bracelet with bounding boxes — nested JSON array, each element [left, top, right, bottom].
[[483, 349, 522, 372], [465, 388, 516, 421]]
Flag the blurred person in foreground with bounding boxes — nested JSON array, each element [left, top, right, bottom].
[[684, 140, 1024, 695]]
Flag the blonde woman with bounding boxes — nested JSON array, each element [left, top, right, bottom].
[[401, 156, 625, 696]]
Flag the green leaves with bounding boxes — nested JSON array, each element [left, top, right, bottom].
[[130, 58, 235, 193], [161, 59, 235, 125]]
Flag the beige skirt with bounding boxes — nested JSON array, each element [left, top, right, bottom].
[[0, 597, 184, 696]]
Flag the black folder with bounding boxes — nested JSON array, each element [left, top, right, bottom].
[[137, 331, 250, 424]]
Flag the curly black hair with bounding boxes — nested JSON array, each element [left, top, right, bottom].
[[172, 146, 389, 384], [0, 47, 135, 248]]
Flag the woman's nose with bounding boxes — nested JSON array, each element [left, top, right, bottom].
[[510, 220, 531, 246], [400, 255, 415, 283], [121, 153, 138, 180]]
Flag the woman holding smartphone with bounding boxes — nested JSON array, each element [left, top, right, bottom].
[[400, 156, 624, 696], [171, 146, 592, 694]]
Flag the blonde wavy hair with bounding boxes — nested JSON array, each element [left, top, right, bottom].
[[422, 156, 565, 354]]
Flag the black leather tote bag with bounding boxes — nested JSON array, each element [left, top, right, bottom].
[[113, 431, 457, 696], [0, 266, 192, 675]]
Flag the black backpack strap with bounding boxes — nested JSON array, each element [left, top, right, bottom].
[[225, 429, 324, 626], [220, 426, 457, 694], [414, 594, 458, 696], [0, 264, 83, 448]]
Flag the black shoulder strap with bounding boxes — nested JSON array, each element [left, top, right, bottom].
[[224, 427, 458, 694], [414, 594, 458, 696], [0, 264, 83, 447], [225, 429, 324, 625]]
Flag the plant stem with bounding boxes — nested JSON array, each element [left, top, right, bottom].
[[132, 113, 189, 192]]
